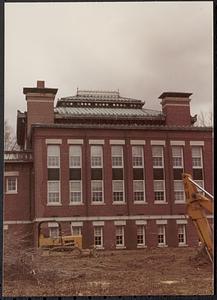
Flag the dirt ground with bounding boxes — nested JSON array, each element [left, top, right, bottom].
[[3, 247, 213, 297]]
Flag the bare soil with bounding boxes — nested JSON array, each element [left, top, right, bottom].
[[3, 247, 213, 296]]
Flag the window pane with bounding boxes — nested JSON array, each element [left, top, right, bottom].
[[48, 145, 60, 156], [152, 146, 163, 157], [132, 146, 143, 156], [48, 181, 59, 192], [91, 146, 102, 156], [174, 181, 184, 191], [112, 146, 123, 156], [70, 181, 81, 190], [192, 146, 201, 157], [172, 146, 182, 156], [7, 177, 17, 191], [154, 180, 164, 191], [69, 145, 81, 156], [113, 180, 123, 191]]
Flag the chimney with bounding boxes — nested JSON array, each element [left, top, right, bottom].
[[23, 80, 58, 137], [159, 92, 193, 126]]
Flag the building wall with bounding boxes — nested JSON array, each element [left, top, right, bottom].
[[4, 126, 212, 250]]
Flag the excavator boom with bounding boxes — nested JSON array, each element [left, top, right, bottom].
[[182, 173, 213, 262]]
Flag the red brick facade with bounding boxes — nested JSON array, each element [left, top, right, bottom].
[[4, 81, 213, 250]]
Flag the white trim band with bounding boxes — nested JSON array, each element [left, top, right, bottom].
[[156, 220, 168, 225], [92, 221, 105, 226], [45, 139, 62, 144], [190, 141, 205, 146], [89, 139, 105, 145], [71, 221, 83, 227], [135, 220, 147, 225], [67, 139, 84, 144], [48, 222, 59, 227], [151, 140, 165, 146], [114, 220, 126, 226], [4, 171, 19, 176], [4, 220, 32, 224], [176, 219, 188, 224], [130, 140, 146, 145], [170, 141, 185, 146], [110, 140, 125, 145]]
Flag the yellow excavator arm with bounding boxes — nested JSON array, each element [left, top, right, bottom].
[[182, 173, 213, 262]]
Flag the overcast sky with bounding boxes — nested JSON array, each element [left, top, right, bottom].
[[5, 2, 213, 131]]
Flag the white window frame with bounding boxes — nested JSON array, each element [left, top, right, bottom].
[[172, 146, 183, 168], [154, 180, 166, 203], [6, 177, 17, 194], [158, 225, 166, 246], [137, 225, 146, 247], [192, 146, 203, 168], [112, 180, 125, 203], [132, 146, 144, 168], [47, 180, 61, 205], [71, 226, 82, 236], [91, 145, 103, 168], [111, 145, 124, 168], [91, 180, 104, 203], [133, 180, 146, 203], [49, 226, 59, 239], [152, 146, 164, 168], [69, 180, 82, 205], [174, 180, 185, 203], [178, 224, 187, 246], [94, 226, 104, 248], [69, 145, 82, 168], [47, 145, 60, 168], [115, 225, 125, 248]]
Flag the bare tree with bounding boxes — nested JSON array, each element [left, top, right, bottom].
[[4, 120, 19, 150], [194, 111, 213, 127]]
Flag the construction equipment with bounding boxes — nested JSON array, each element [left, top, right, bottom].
[[38, 221, 82, 255], [182, 173, 213, 262]]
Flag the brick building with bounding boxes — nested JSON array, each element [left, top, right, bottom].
[[4, 81, 213, 250]]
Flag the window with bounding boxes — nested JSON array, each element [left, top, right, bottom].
[[174, 180, 185, 203], [116, 226, 124, 247], [194, 180, 205, 195], [91, 180, 103, 202], [6, 177, 17, 193], [178, 225, 186, 245], [137, 225, 145, 246], [172, 146, 183, 168], [158, 225, 166, 246], [47, 145, 60, 168], [49, 227, 59, 238], [69, 145, 82, 167], [112, 146, 123, 167], [71, 226, 82, 236], [91, 146, 103, 167], [154, 180, 165, 202], [192, 146, 203, 168], [152, 146, 164, 167], [113, 180, 124, 202], [70, 181, 82, 204], [132, 146, 144, 167], [47, 181, 60, 204], [94, 226, 103, 248], [133, 180, 145, 202]]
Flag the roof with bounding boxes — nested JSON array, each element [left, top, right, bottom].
[[55, 89, 164, 121], [158, 92, 192, 99], [54, 107, 163, 119]]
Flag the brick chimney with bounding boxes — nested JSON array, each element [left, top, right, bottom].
[[23, 80, 58, 136], [159, 92, 193, 126]]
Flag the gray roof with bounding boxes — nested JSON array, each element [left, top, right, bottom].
[[54, 107, 163, 118]]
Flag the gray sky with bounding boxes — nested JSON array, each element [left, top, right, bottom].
[[5, 2, 213, 131]]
